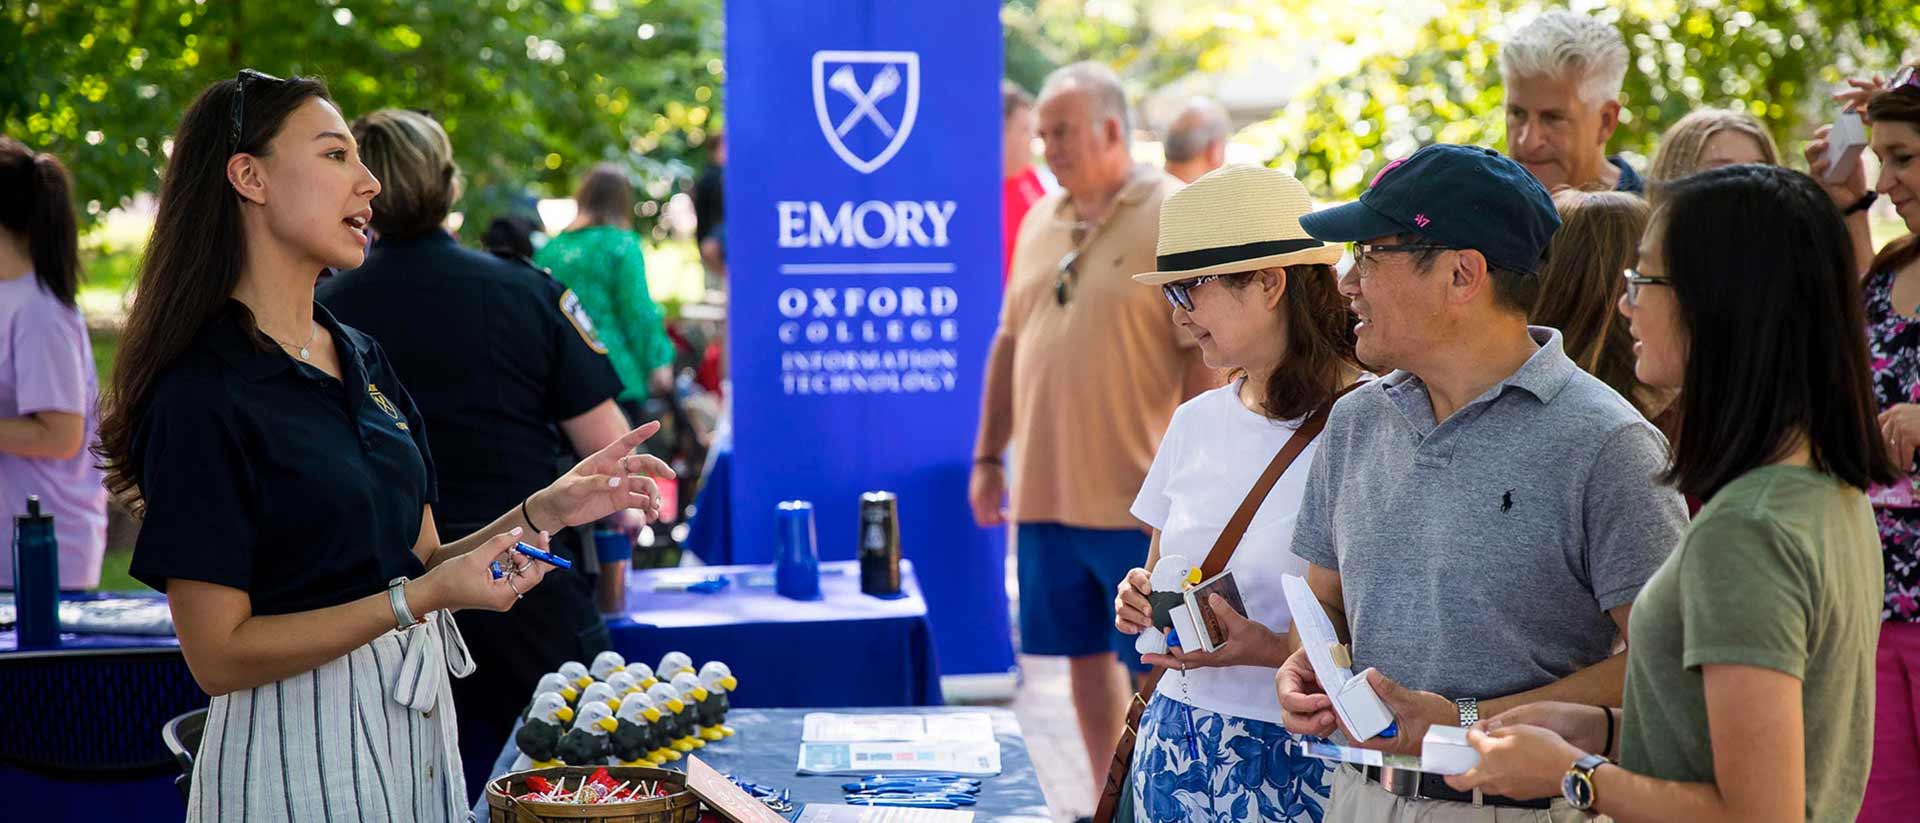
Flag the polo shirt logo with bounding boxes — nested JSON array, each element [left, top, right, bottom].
[[1501, 489, 1515, 513], [368, 383, 401, 421]]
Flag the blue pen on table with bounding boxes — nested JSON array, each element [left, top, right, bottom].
[[842, 780, 981, 793], [844, 796, 967, 809], [850, 773, 980, 783], [514, 542, 573, 570]]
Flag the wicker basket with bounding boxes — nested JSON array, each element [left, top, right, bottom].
[[485, 765, 701, 823]]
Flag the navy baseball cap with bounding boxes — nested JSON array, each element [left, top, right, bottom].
[[1299, 144, 1560, 275]]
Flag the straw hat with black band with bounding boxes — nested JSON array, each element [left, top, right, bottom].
[[1133, 164, 1344, 286]]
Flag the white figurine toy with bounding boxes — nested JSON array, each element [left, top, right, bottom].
[[579, 681, 621, 713], [1134, 554, 1201, 656], [644, 682, 692, 759], [669, 672, 711, 749], [530, 672, 580, 708], [590, 650, 627, 681], [605, 670, 642, 698], [555, 701, 617, 766], [512, 692, 574, 770], [656, 651, 695, 681], [698, 663, 738, 739], [628, 661, 659, 690], [558, 660, 594, 689], [609, 697, 665, 767]]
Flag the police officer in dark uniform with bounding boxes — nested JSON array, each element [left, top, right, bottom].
[[316, 109, 636, 801]]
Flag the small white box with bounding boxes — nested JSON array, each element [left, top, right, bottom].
[[1167, 604, 1202, 652], [1418, 725, 1480, 776], [1825, 112, 1868, 183], [1282, 575, 1398, 742]]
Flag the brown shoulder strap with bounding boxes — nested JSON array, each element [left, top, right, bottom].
[[1091, 381, 1366, 823], [1195, 382, 1361, 578]]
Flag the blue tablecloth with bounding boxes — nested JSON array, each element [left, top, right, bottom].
[[0, 560, 940, 822], [683, 445, 733, 565], [606, 559, 942, 708], [1, 593, 201, 822], [473, 706, 1049, 822]]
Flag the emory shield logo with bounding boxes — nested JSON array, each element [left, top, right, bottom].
[[812, 50, 920, 174]]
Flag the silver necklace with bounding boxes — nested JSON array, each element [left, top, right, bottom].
[[266, 322, 320, 361]]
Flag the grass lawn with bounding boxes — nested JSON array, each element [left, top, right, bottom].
[[96, 545, 141, 593]]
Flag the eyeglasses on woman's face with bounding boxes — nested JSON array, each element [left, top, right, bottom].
[[1161, 274, 1231, 312], [1622, 267, 1673, 306]]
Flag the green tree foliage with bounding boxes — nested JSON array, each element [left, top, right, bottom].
[[1002, 0, 1232, 108], [1272, 0, 1920, 198], [1, 0, 724, 235]]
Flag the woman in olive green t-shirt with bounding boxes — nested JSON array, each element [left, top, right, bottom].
[[1441, 165, 1897, 821]]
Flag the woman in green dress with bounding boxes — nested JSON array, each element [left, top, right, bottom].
[[535, 163, 676, 410]]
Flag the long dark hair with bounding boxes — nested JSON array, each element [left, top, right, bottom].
[[1656, 164, 1898, 498], [1223, 263, 1360, 420], [1868, 78, 1920, 275], [95, 73, 331, 513], [1532, 190, 1651, 413], [0, 137, 81, 306]]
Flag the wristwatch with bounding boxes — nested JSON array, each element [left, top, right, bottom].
[[1562, 754, 1608, 811], [387, 576, 423, 631], [1454, 697, 1479, 727]]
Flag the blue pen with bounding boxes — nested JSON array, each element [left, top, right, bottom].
[[514, 542, 574, 570], [845, 797, 963, 809], [856, 773, 979, 783], [843, 780, 981, 793]]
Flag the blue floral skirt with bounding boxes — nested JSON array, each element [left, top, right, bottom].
[[1129, 693, 1331, 823]]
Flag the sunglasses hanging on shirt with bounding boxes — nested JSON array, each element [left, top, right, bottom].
[[1055, 219, 1108, 306]]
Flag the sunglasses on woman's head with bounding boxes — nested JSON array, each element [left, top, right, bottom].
[[229, 68, 284, 155]]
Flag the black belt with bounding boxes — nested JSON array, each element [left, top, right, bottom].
[[1349, 763, 1552, 810]]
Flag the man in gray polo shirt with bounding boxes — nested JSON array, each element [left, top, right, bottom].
[[1275, 145, 1687, 822]]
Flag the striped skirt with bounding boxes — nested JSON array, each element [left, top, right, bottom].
[[187, 609, 477, 822]]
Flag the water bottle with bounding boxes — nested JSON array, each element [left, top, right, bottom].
[[858, 491, 902, 597], [774, 500, 821, 600], [12, 496, 60, 649]]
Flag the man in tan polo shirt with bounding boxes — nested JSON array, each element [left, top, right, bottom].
[[970, 61, 1215, 796]]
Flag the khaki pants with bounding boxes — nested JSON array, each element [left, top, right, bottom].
[[1328, 764, 1602, 823]]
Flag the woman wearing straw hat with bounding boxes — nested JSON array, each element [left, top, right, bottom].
[[1113, 165, 1367, 822]]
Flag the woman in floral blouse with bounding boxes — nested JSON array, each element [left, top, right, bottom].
[[1808, 66, 1920, 821]]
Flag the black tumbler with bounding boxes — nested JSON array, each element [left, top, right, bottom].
[[858, 491, 901, 597]]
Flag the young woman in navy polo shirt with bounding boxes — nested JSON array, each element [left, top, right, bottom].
[[96, 73, 670, 822]]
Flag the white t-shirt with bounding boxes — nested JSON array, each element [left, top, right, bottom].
[[1130, 380, 1323, 725]]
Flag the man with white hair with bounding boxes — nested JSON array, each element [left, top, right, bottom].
[[1500, 9, 1643, 194], [971, 60, 1213, 800], [1162, 96, 1232, 183]]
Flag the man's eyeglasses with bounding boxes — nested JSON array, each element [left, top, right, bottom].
[[1161, 274, 1228, 312], [1622, 268, 1672, 306], [1348, 242, 1455, 267], [229, 69, 282, 155]]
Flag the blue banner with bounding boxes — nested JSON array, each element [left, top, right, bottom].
[[725, 1, 1013, 677]]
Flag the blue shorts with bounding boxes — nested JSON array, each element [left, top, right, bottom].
[[1016, 522, 1150, 672]]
